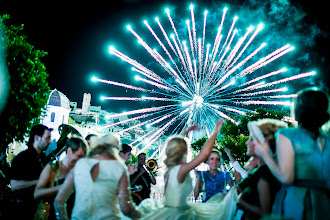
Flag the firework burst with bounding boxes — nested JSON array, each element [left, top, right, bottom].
[[92, 3, 315, 155]]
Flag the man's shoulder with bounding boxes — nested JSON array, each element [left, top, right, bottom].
[[11, 148, 33, 163]]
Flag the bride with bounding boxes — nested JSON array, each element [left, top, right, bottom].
[[138, 120, 238, 220]]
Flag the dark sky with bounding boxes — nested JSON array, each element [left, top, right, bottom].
[[1, 0, 329, 114]]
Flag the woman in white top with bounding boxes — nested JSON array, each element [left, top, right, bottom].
[[138, 120, 238, 220], [54, 134, 141, 220]]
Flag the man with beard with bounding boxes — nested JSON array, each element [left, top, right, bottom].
[[9, 124, 53, 219]]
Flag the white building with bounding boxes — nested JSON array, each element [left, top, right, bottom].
[[41, 90, 167, 158], [40, 89, 71, 140]]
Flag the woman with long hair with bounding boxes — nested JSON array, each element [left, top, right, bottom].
[[194, 150, 233, 202], [54, 134, 141, 220], [138, 120, 239, 219], [34, 136, 88, 219], [254, 87, 330, 219]]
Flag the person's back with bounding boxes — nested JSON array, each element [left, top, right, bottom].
[[72, 158, 125, 219], [254, 88, 330, 220], [273, 127, 330, 219], [164, 165, 192, 207], [277, 127, 330, 187]]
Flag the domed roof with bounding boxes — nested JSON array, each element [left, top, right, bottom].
[[47, 89, 70, 110]]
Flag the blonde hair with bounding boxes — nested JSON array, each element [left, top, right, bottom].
[[163, 135, 188, 168], [88, 134, 123, 163], [255, 118, 288, 153]]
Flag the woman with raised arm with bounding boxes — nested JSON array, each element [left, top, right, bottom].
[[254, 88, 330, 220], [194, 150, 233, 202], [54, 134, 141, 220], [138, 120, 238, 220], [235, 119, 287, 219]]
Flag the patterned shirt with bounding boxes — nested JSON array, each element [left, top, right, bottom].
[[201, 170, 232, 202]]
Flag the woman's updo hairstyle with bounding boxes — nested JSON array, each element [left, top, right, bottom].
[[88, 134, 122, 162], [293, 88, 329, 139], [164, 135, 188, 168], [256, 119, 288, 154]]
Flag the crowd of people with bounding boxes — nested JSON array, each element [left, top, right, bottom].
[[3, 87, 330, 220]]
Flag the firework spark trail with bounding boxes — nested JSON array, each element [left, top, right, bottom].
[[166, 9, 186, 66], [170, 34, 190, 77], [131, 128, 157, 147], [239, 44, 292, 77], [200, 10, 207, 74], [239, 100, 291, 106], [137, 116, 178, 154], [224, 26, 254, 70], [240, 68, 287, 87], [217, 15, 238, 61], [92, 77, 148, 92], [227, 23, 264, 69], [98, 4, 315, 155], [231, 82, 266, 94], [268, 94, 297, 98], [115, 118, 160, 135], [186, 20, 195, 61], [206, 42, 267, 96], [144, 19, 180, 76], [210, 7, 227, 62], [252, 71, 316, 90], [208, 104, 238, 124], [101, 96, 176, 102], [136, 75, 175, 92], [190, 4, 197, 56], [235, 87, 288, 97], [220, 106, 246, 115], [101, 113, 154, 129], [127, 25, 182, 85], [110, 48, 163, 83], [147, 113, 176, 128], [106, 106, 170, 119]]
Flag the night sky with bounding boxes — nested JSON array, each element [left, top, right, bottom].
[[1, 0, 329, 115]]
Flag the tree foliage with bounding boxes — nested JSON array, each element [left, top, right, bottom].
[[0, 15, 50, 153], [191, 108, 290, 166]]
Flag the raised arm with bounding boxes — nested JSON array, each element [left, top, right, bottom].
[[193, 170, 202, 199], [254, 134, 294, 185], [181, 125, 200, 137], [54, 170, 75, 220], [34, 164, 61, 199], [225, 148, 248, 179], [118, 170, 141, 220], [178, 120, 224, 183]]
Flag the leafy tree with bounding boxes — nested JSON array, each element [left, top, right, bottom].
[[0, 15, 50, 154], [191, 108, 290, 166]]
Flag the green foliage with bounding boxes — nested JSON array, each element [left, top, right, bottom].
[[0, 15, 50, 153], [190, 136, 207, 156], [191, 108, 289, 166], [127, 153, 138, 165]]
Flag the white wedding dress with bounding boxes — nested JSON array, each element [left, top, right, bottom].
[[138, 165, 238, 220], [71, 159, 125, 219]]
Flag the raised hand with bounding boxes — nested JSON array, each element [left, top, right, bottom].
[[187, 125, 200, 132], [181, 124, 200, 137], [214, 119, 225, 133], [254, 139, 270, 158], [224, 148, 231, 155]]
